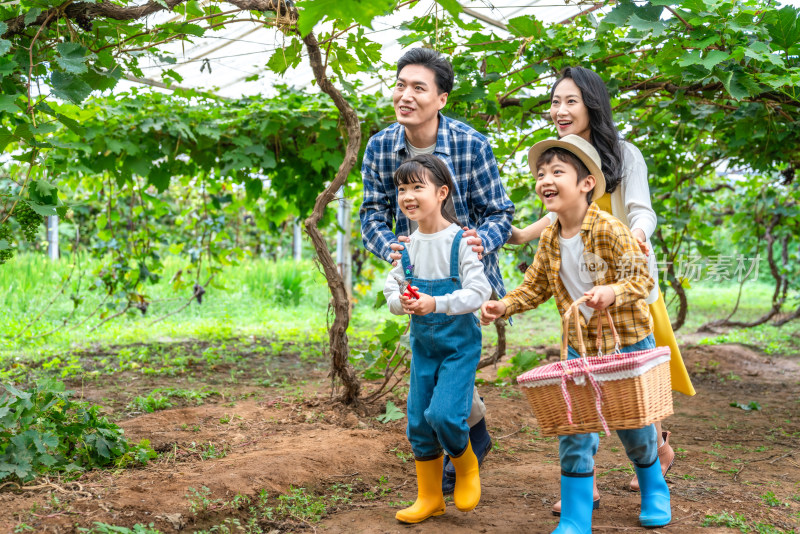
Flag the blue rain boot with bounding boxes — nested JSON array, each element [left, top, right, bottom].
[[635, 460, 672, 528], [442, 417, 492, 494], [552, 471, 593, 534]]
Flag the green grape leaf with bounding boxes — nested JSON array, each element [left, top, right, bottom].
[[376, 401, 406, 423], [766, 5, 800, 52], [24, 7, 42, 27], [266, 38, 303, 75], [55, 42, 90, 74], [0, 94, 19, 113], [245, 177, 263, 201], [296, 0, 395, 37], [507, 15, 545, 38], [50, 71, 93, 104], [435, 0, 463, 18]]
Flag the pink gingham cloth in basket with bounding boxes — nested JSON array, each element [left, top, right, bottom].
[[517, 346, 671, 386], [516, 346, 672, 434]]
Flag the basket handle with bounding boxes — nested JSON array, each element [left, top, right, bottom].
[[560, 295, 621, 361], [595, 306, 621, 356], [560, 295, 589, 361]]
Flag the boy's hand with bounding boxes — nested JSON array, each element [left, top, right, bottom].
[[462, 227, 483, 260], [584, 286, 616, 310], [481, 300, 507, 325], [389, 235, 411, 266], [401, 291, 435, 315]]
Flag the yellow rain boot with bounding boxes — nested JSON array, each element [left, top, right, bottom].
[[450, 440, 481, 512], [395, 455, 446, 524]]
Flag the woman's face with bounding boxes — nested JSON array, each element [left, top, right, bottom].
[[550, 78, 591, 141]]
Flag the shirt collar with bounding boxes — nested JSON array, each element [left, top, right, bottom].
[[544, 201, 600, 247], [393, 112, 452, 155], [581, 202, 601, 234]]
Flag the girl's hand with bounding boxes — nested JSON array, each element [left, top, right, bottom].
[[389, 235, 411, 266], [632, 228, 649, 255], [584, 286, 616, 310], [402, 291, 435, 316], [481, 300, 506, 325], [462, 227, 483, 259]]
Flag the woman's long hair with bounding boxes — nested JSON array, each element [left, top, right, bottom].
[[551, 66, 624, 193]]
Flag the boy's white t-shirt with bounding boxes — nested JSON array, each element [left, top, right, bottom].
[[558, 232, 594, 322], [384, 223, 491, 317]]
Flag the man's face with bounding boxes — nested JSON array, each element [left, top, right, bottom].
[[393, 65, 448, 135]]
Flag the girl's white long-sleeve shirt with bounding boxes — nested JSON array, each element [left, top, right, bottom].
[[384, 224, 492, 317]]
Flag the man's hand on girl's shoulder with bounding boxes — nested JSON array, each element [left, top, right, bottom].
[[462, 227, 484, 259], [389, 236, 411, 266]]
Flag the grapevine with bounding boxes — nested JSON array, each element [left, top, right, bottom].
[[0, 223, 13, 264], [13, 201, 44, 243]]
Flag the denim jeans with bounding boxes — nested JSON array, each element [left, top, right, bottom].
[[402, 231, 482, 459], [559, 333, 658, 474]]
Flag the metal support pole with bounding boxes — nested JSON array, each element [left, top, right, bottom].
[[293, 218, 302, 261], [47, 215, 59, 260], [335, 187, 352, 296]]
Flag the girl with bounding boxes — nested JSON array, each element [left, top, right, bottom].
[[508, 66, 696, 509], [384, 154, 492, 524]]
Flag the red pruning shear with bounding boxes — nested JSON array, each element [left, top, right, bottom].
[[392, 273, 420, 299]]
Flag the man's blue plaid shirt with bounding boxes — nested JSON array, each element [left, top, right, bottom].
[[359, 113, 514, 297]]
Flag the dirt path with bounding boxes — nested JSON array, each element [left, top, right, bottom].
[[1, 343, 799, 533]]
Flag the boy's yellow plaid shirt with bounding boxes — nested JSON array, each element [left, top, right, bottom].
[[501, 203, 655, 354]]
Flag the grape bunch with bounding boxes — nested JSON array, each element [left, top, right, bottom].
[[0, 223, 13, 264], [13, 201, 44, 242]]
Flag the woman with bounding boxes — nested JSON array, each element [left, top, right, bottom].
[[509, 66, 696, 514]]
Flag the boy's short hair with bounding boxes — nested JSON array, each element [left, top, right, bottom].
[[537, 147, 595, 203], [397, 48, 454, 95]]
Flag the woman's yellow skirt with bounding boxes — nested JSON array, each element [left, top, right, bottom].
[[651, 287, 696, 396]]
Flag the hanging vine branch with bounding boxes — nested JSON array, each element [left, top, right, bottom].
[[300, 29, 362, 405], [1, 0, 293, 38]]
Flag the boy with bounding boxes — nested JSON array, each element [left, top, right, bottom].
[[481, 135, 671, 533]]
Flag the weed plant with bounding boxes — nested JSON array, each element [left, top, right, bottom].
[[0, 379, 156, 483]]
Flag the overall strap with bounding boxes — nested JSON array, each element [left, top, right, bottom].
[[400, 242, 413, 280], [449, 229, 464, 280]]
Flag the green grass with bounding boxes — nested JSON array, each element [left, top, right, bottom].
[[1, 253, 797, 384]]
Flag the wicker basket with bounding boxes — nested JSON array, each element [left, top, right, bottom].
[[517, 296, 673, 437]]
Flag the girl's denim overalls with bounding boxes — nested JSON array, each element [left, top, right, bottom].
[[401, 229, 482, 459]]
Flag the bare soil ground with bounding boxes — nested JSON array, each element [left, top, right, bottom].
[[1, 342, 799, 534]]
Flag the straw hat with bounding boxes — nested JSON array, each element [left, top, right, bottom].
[[527, 134, 606, 201]]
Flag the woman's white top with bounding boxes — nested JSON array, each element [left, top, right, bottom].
[[384, 223, 492, 317], [546, 141, 659, 304]]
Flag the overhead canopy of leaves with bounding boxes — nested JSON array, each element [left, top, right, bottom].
[[1, 0, 799, 328]]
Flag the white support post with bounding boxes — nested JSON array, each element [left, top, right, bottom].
[[335, 186, 352, 296], [47, 215, 59, 260], [293, 218, 302, 261]]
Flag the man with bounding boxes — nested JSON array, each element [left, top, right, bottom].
[[359, 47, 514, 493]]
